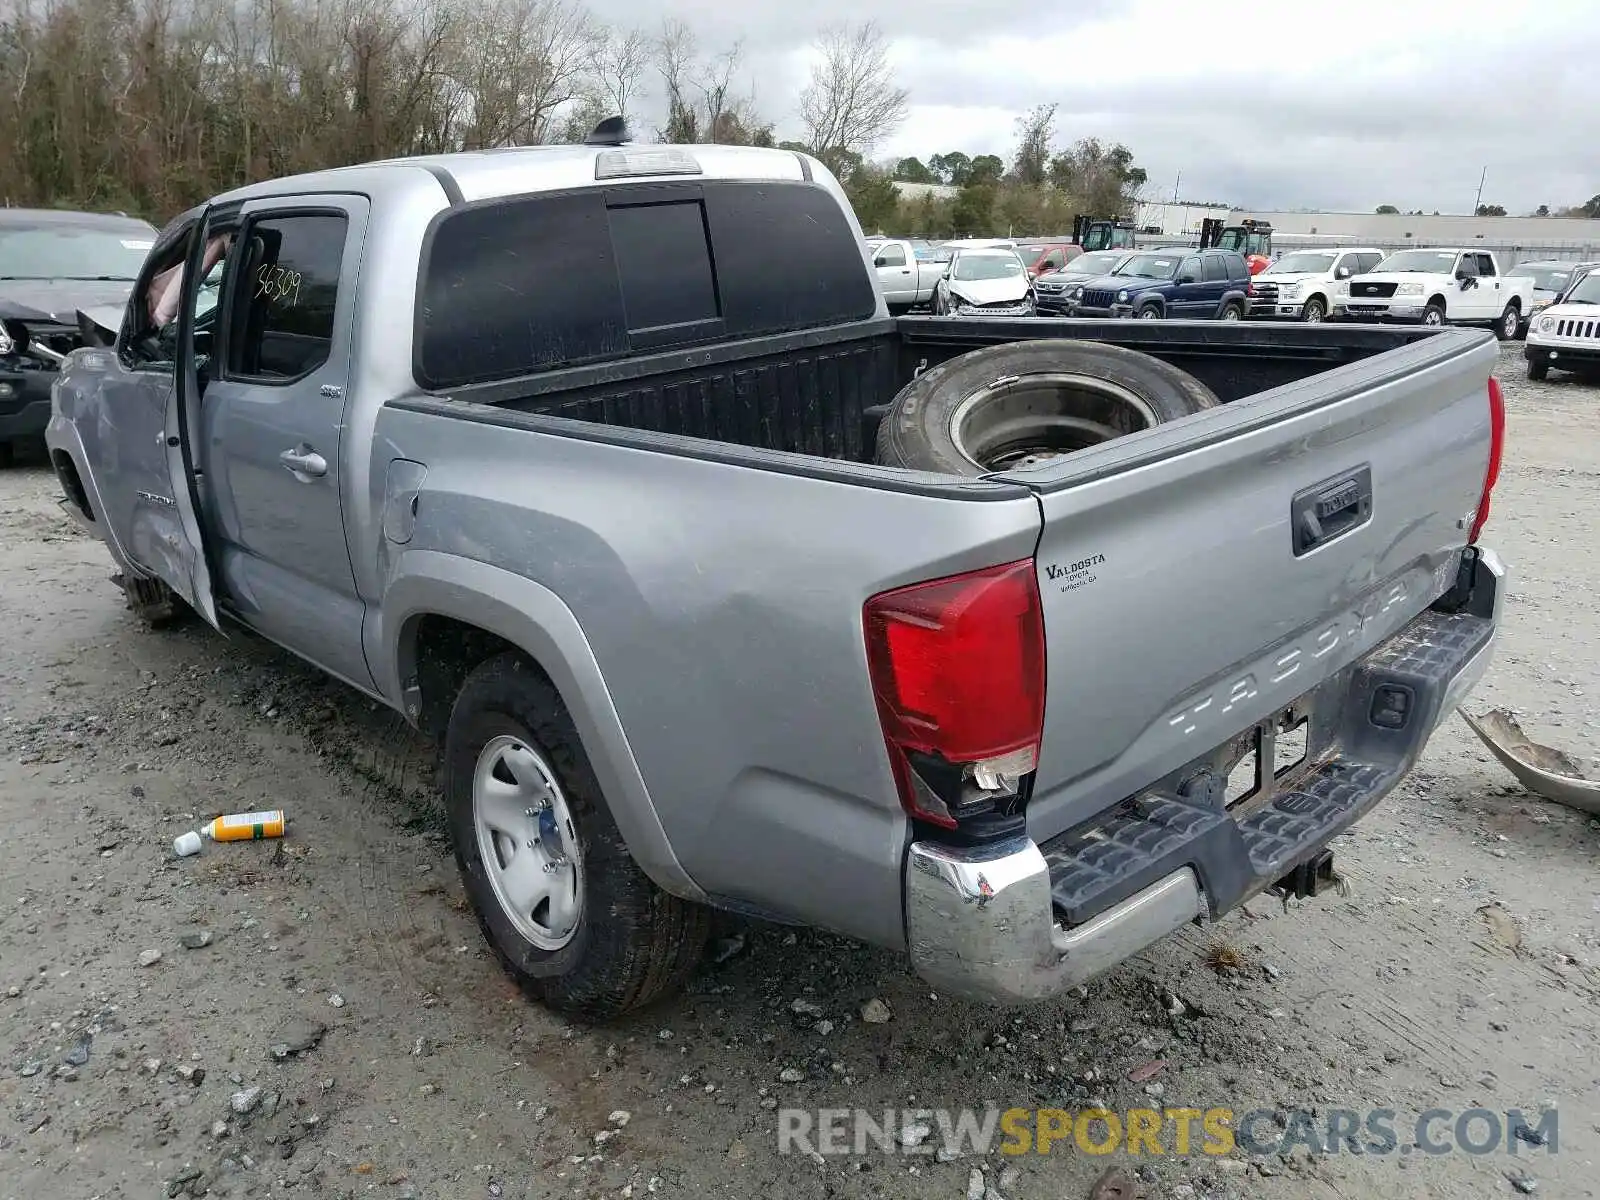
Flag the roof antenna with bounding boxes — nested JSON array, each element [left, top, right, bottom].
[[585, 116, 631, 147]]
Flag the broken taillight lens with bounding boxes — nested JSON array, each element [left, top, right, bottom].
[[863, 559, 1046, 829], [1468, 376, 1505, 545]]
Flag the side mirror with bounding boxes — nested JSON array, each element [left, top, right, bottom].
[[1335, 266, 1351, 279], [1455, 269, 1471, 281], [1178, 273, 1198, 284], [873, 256, 887, 268]]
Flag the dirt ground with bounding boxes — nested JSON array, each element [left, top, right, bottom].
[[2, 340, 1597, 1200]]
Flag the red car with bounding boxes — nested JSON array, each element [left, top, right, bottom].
[[1016, 239, 1082, 279]]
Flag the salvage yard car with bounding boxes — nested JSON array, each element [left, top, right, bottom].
[[870, 237, 948, 312], [1073, 247, 1251, 320], [1333, 248, 1533, 338], [1245, 247, 1385, 323], [47, 133, 1507, 1018], [1031, 248, 1137, 316], [1524, 264, 1600, 380], [1505, 258, 1600, 338], [931, 247, 1035, 316], [0, 207, 157, 463]]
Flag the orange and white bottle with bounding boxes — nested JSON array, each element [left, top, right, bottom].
[[201, 810, 286, 842]]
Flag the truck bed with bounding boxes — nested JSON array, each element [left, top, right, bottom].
[[417, 317, 1465, 472]]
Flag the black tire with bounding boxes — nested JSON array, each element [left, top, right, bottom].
[[1219, 301, 1244, 321], [1526, 359, 1549, 382], [1422, 302, 1447, 327], [1135, 303, 1162, 320], [1495, 305, 1521, 342], [1300, 297, 1327, 323], [443, 652, 709, 1019], [0, 440, 13, 467], [115, 572, 186, 628], [875, 339, 1221, 476]]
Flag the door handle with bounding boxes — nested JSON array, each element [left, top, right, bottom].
[[279, 446, 327, 478]]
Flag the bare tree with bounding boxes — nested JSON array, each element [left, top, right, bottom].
[[651, 19, 766, 145], [1011, 103, 1055, 187], [654, 17, 700, 142], [588, 25, 648, 126], [798, 21, 908, 177]]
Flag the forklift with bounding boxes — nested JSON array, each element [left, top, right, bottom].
[[1199, 217, 1274, 274], [1071, 214, 1139, 253]]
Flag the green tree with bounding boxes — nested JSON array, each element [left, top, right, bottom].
[[1583, 194, 1600, 218], [893, 156, 935, 183], [950, 181, 997, 235], [845, 165, 900, 233], [929, 151, 972, 185], [969, 154, 1004, 185], [1535, 204, 1550, 216], [1048, 138, 1145, 213], [1375, 204, 1399, 214], [1476, 204, 1506, 217]]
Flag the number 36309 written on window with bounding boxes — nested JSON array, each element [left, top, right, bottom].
[[254, 263, 303, 306]]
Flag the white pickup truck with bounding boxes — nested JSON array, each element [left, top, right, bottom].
[[1333, 248, 1532, 340], [870, 238, 948, 312], [1246, 246, 1386, 323]]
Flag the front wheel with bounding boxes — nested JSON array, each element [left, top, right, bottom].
[[1496, 305, 1522, 342], [1421, 303, 1446, 327], [1527, 358, 1549, 381], [443, 653, 709, 1019], [1300, 297, 1327, 323], [1136, 304, 1161, 320]]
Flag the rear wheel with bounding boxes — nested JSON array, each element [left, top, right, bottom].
[[1300, 297, 1327, 323], [0, 440, 12, 467], [444, 652, 709, 1019], [875, 339, 1220, 476], [1219, 301, 1244, 321]]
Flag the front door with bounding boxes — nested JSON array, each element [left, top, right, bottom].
[[875, 242, 913, 305], [1171, 255, 1206, 316], [89, 210, 221, 628], [196, 196, 373, 689]]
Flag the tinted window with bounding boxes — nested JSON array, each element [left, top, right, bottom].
[[1358, 253, 1383, 273], [878, 243, 906, 266], [228, 214, 346, 381], [1202, 254, 1227, 282], [610, 201, 717, 331], [417, 182, 875, 389], [1474, 253, 1495, 277], [1455, 255, 1478, 278]]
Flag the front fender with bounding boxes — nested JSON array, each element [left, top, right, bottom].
[[371, 549, 705, 902]]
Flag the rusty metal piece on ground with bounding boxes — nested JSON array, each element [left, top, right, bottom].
[[1458, 707, 1600, 815], [1089, 1166, 1137, 1200]]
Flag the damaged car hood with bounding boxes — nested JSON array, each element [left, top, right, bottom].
[[0, 278, 136, 326], [947, 276, 1031, 306]]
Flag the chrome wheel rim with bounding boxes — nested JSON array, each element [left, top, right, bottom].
[[1503, 310, 1519, 337], [1303, 302, 1324, 323], [1424, 309, 1443, 326], [473, 735, 583, 950]]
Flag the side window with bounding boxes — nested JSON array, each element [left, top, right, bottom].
[[1202, 254, 1228, 282], [1178, 257, 1201, 282], [226, 214, 347, 383], [878, 243, 907, 267], [1041, 249, 1065, 271], [121, 225, 198, 371], [1455, 254, 1478, 278], [1474, 253, 1496, 277], [1227, 253, 1249, 281]]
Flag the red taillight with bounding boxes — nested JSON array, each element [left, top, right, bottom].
[[863, 559, 1046, 829], [1468, 376, 1505, 544]]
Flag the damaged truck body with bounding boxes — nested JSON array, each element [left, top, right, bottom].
[[46, 139, 1505, 1017]]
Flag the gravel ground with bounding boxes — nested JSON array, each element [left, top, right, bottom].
[[1, 341, 1597, 1200]]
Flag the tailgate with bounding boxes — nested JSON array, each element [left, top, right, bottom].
[[1013, 331, 1499, 841]]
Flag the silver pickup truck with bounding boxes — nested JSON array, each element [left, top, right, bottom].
[[46, 140, 1507, 1019]]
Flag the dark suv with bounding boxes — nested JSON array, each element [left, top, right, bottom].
[[1073, 248, 1251, 320]]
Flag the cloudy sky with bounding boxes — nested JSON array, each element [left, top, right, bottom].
[[586, 0, 1600, 214]]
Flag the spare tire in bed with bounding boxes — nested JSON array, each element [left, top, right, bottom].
[[874, 339, 1221, 475]]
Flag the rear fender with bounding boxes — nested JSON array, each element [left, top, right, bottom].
[[374, 549, 705, 902]]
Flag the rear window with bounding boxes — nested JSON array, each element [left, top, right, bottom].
[[417, 181, 877, 389]]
